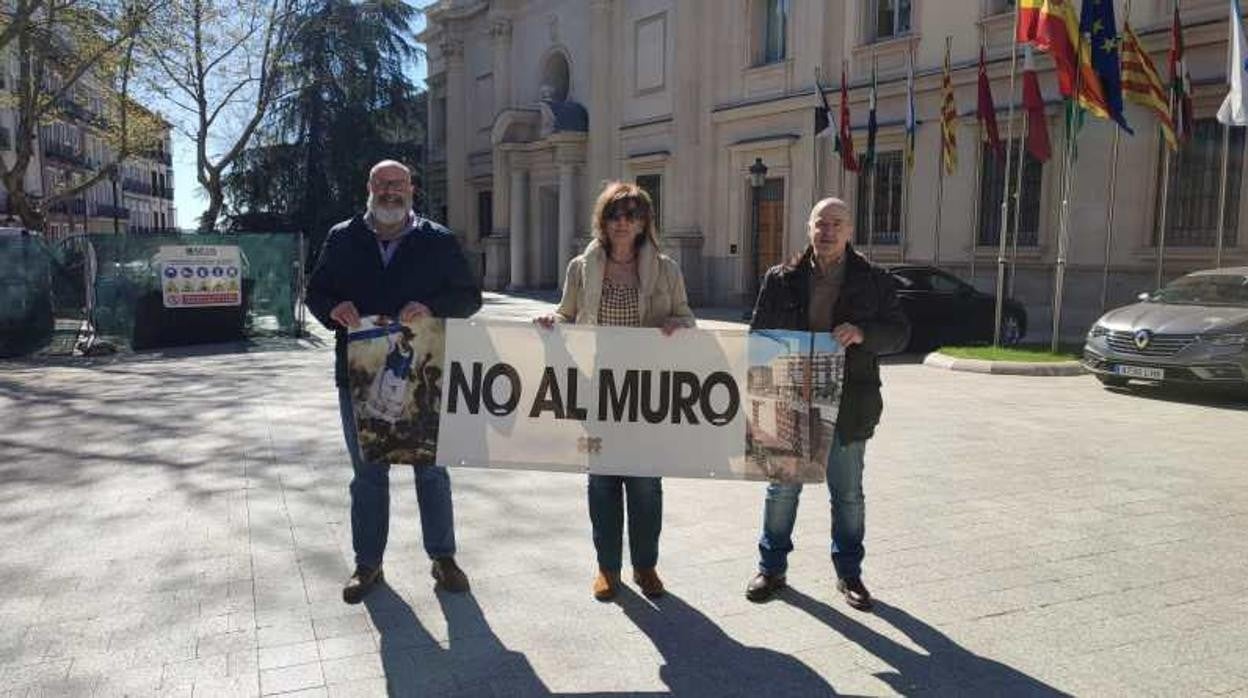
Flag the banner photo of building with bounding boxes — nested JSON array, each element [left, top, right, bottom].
[[347, 318, 845, 484]]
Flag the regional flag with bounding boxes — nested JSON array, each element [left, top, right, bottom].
[[1022, 45, 1052, 162], [1017, 0, 1110, 119], [865, 58, 879, 171], [905, 48, 917, 171], [1169, 4, 1194, 142], [976, 46, 1005, 161], [940, 39, 958, 175], [1121, 22, 1178, 150], [1217, 0, 1248, 125], [814, 68, 838, 142], [839, 63, 859, 172]]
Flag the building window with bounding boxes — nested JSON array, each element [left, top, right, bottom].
[[754, 0, 788, 66], [1157, 118, 1243, 247], [868, 0, 912, 43], [477, 191, 492, 238], [636, 174, 662, 229], [978, 140, 1043, 247], [855, 151, 904, 246], [986, 0, 1015, 16]]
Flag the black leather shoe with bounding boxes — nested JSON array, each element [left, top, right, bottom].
[[745, 572, 786, 602], [431, 557, 470, 593], [837, 576, 873, 611], [342, 565, 383, 604]]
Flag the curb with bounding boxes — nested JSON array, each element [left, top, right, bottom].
[[922, 352, 1087, 376]]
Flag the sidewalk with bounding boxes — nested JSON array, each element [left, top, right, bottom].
[[2, 293, 1246, 696]]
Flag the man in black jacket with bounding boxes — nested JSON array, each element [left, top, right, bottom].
[[306, 160, 482, 604], [745, 197, 909, 610]]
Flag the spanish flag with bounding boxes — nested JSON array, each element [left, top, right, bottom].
[[1017, 0, 1109, 119]]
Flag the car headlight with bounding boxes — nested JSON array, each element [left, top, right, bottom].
[[1087, 323, 1109, 339], [1205, 332, 1248, 347]]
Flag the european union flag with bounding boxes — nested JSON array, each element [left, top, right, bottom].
[[1080, 0, 1133, 133]]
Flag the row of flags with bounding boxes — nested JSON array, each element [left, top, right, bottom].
[[816, 0, 1209, 178]]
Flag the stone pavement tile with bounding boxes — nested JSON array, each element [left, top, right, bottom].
[[0, 659, 72, 691], [259, 641, 320, 671], [161, 654, 229, 689], [265, 689, 327, 698], [189, 673, 261, 698], [257, 620, 316, 648], [325, 679, 387, 698], [312, 614, 373, 641], [196, 629, 257, 658], [317, 633, 378, 661], [259, 661, 325, 695], [320, 652, 384, 685]]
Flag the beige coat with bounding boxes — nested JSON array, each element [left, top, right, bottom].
[[554, 239, 696, 328]]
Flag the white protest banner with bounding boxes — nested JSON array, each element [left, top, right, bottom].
[[155, 245, 242, 308], [346, 318, 845, 484]]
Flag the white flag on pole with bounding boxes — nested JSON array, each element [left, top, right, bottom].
[[1217, 0, 1248, 125]]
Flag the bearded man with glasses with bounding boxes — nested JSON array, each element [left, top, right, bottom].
[[306, 159, 482, 603]]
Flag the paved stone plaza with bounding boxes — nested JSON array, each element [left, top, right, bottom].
[[1, 292, 1247, 696]]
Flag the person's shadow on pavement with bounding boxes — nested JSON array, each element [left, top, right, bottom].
[[364, 584, 551, 698], [782, 588, 1068, 696], [617, 588, 839, 697]]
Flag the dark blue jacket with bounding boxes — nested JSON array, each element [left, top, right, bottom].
[[306, 214, 482, 385]]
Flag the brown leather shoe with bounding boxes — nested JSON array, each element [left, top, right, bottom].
[[745, 572, 786, 602], [837, 577, 873, 611], [592, 569, 621, 601], [431, 557, 470, 593], [342, 565, 383, 604], [632, 567, 665, 598]]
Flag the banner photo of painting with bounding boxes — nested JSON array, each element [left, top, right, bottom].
[[346, 318, 844, 484]]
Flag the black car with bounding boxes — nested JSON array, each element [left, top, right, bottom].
[[887, 265, 1027, 352]]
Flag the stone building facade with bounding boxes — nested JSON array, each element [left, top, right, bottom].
[[420, 0, 1244, 340]]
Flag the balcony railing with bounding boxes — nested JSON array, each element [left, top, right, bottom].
[[93, 203, 130, 219], [122, 178, 154, 196], [43, 141, 89, 168], [48, 198, 88, 215]]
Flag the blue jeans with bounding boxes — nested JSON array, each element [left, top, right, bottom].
[[588, 475, 662, 572], [757, 433, 867, 580], [337, 386, 456, 568]]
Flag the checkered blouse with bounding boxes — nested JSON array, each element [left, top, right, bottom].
[[598, 276, 641, 327]]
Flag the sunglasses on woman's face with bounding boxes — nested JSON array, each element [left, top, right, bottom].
[[605, 206, 643, 222]]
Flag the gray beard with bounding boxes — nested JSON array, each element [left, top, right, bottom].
[[368, 196, 409, 227]]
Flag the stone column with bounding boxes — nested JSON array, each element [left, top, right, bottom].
[[509, 167, 528, 289], [490, 19, 512, 115], [558, 162, 576, 277], [442, 36, 469, 240]]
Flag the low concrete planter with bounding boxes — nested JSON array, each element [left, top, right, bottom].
[[923, 352, 1087, 376]]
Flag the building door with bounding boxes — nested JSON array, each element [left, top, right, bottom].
[[751, 177, 786, 295]]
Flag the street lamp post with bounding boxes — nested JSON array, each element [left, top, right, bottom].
[[746, 157, 768, 318], [109, 168, 120, 235]]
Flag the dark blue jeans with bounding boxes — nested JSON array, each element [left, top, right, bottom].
[[588, 475, 662, 572], [337, 386, 456, 568], [757, 433, 867, 580]]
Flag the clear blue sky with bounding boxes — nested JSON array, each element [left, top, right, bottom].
[[171, 13, 428, 229]]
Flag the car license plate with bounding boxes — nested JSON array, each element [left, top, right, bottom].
[[1113, 364, 1164, 380]]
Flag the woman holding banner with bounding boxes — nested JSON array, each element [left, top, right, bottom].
[[535, 181, 696, 601]]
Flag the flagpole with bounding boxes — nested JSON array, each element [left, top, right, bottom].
[[902, 47, 915, 264], [839, 61, 847, 197], [994, 3, 1020, 346], [1156, 148, 1172, 288], [1215, 123, 1231, 268], [1100, 0, 1130, 312], [814, 69, 822, 209], [970, 36, 986, 288], [1051, 27, 1087, 354], [868, 53, 877, 261], [1009, 118, 1028, 299]]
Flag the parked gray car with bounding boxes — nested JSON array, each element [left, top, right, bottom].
[[1083, 267, 1248, 392]]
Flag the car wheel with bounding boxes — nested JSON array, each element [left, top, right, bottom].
[[999, 312, 1024, 346], [1097, 374, 1129, 388]]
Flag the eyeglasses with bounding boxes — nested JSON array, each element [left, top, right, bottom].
[[372, 178, 411, 193], [604, 206, 643, 222]]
